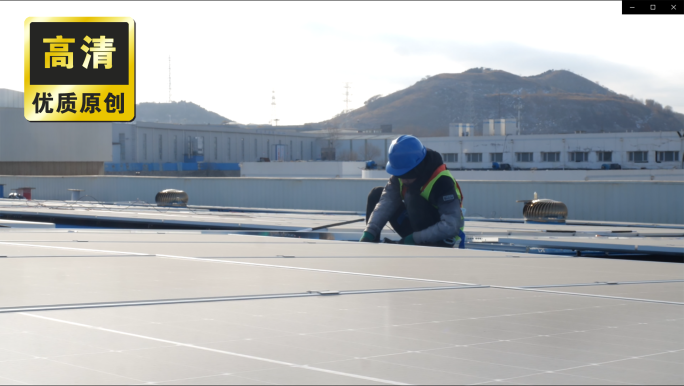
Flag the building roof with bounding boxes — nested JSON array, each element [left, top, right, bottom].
[[0, 88, 23, 108]]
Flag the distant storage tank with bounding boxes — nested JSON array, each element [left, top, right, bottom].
[[518, 192, 568, 223], [155, 189, 188, 207]]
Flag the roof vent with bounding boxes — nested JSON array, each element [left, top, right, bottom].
[[155, 189, 188, 207], [517, 192, 567, 224]]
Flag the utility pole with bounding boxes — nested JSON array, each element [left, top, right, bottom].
[[343, 82, 352, 112], [271, 90, 277, 126], [516, 100, 523, 135], [168, 56, 172, 103], [497, 86, 501, 119]]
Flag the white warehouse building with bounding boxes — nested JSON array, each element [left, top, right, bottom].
[[0, 89, 112, 176], [322, 130, 683, 170], [112, 122, 325, 163], [420, 131, 683, 170], [111, 123, 395, 166]]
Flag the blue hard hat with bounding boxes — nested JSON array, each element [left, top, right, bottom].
[[386, 135, 426, 176]]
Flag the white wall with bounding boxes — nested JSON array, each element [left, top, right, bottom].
[[112, 123, 321, 163], [453, 169, 684, 181], [362, 168, 683, 181], [486, 119, 517, 136], [362, 169, 389, 179], [111, 125, 684, 171], [328, 138, 390, 164], [421, 131, 684, 170], [0, 108, 112, 162], [0, 89, 23, 108], [449, 123, 476, 137], [242, 161, 366, 178], [0, 176, 681, 224]]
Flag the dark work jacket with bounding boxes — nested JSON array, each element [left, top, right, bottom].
[[365, 149, 463, 245]]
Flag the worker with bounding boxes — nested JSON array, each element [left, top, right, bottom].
[[359, 135, 465, 248]]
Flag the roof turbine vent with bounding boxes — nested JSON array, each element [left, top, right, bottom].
[[155, 189, 189, 207], [518, 192, 567, 224]]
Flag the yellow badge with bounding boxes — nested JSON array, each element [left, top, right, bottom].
[[24, 17, 135, 122]]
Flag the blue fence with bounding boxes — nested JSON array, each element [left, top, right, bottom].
[[162, 163, 178, 171], [128, 163, 143, 172], [146, 163, 160, 172], [105, 163, 239, 173]]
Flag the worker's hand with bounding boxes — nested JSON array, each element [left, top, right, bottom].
[[359, 231, 376, 243], [400, 234, 416, 245]]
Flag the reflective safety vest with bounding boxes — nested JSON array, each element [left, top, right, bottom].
[[399, 164, 463, 208], [399, 164, 466, 248]]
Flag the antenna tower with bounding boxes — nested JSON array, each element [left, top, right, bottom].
[[343, 82, 352, 112], [516, 100, 523, 135], [168, 56, 172, 103], [271, 90, 277, 126]]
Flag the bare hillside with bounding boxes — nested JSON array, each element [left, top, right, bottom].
[[135, 101, 232, 124], [321, 69, 684, 136]]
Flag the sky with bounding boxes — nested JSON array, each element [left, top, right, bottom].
[[3, 1, 683, 125]]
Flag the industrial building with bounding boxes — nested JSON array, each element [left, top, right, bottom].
[[112, 122, 324, 164], [290, 118, 684, 171], [0, 89, 112, 175], [318, 129, 683, 171], [0, 88, 22, 108], [422, 129, 683, 170], [449, 119, 519, 137], [3, 87, 682, 178], [110, 121, 399, 167]]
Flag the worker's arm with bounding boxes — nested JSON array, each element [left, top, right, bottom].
[[413, 176, 463, 245], [364, 176, 403, 238]]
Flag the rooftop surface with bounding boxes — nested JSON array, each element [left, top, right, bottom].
[[0, 201, 682, 385]]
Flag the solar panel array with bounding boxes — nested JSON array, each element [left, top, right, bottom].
[[0, 228, 682, 385]]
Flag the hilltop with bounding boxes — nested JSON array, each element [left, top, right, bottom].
[[320, 69, 684, 136], [135, 101, 233, 124]]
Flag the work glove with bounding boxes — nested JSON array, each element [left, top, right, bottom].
[[399, 234, 416, 245], [359, 231, 376, 243]]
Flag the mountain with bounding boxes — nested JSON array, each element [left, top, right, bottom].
[[320, 69, 684, 136], [135, 101, 233, 124]]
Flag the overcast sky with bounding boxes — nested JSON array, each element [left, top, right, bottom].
[[3, 1, 683, 125]]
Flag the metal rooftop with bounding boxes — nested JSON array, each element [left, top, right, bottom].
[[0, 201, 682, 384]]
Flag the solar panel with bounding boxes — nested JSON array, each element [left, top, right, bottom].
[[0, 216, 682, 384]]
